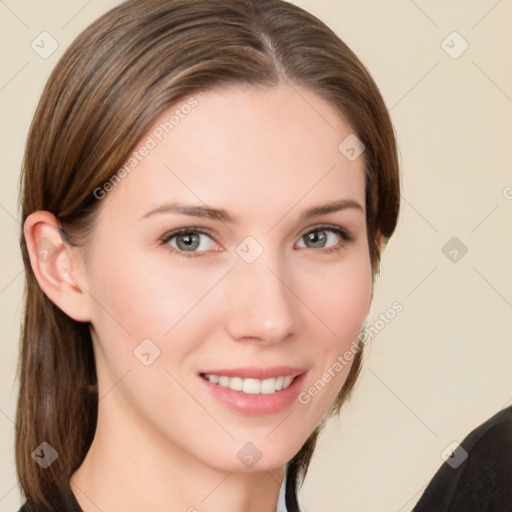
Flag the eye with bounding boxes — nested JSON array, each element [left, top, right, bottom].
[[161, 228, 219, 259], [160, 224, 355, 260], [296, 225, 354, 253]]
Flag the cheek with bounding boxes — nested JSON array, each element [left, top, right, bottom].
[[84, 251, 213, 422], [296, 252, 372, 411], [333, 266, 372, 339], [87, 250, 219, 338], [303, 252, 373, 343], [84, 249, 229, 393]]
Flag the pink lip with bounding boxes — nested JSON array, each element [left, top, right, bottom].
[[198, 367, 308, 416], [199, 366, 307, 379]]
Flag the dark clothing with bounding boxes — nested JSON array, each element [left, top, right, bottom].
[[414, 405, 512, 512], [19, 486, 82, 512]]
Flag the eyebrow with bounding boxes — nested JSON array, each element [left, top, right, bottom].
[[140, 199, 364, 224]]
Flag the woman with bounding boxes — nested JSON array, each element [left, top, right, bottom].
[[16, 0, 399, 511]]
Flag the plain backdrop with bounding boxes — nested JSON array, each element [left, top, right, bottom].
[[1, 1, 511, 511]]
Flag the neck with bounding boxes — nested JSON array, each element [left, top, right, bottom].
[[70, 393, 284, 512]]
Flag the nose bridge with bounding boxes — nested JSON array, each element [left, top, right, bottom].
[[224, 244, 298, 343]]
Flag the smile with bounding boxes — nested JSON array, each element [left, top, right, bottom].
[[201, 374, 295, 394], [199, 366, 308, 415]]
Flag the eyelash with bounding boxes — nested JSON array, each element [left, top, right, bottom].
[[159, 224, 355, 260]]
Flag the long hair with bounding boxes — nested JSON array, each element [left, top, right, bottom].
[[16, 1, 400, 510]]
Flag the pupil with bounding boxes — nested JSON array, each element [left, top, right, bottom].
[[179, 233, 198, 250], [308, 231, 326, 248]]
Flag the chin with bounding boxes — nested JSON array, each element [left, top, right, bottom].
[[195, 436, 305, 474]]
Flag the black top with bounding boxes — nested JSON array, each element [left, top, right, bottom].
[[18, 406, 512, 511], [19, 486, 82, 512], [413, 405, 512, 512]]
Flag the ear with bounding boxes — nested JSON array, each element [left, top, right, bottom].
[[24, 211, 91, 322]]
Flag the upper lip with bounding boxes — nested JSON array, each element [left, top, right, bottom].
[[199, 366, 307, 379]]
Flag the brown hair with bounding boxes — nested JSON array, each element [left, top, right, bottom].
[[16, 0, 400, 510]]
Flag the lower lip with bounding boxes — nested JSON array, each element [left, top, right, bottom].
[[200, 373, 307, 416]]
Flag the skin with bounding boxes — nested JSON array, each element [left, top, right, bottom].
[[25, 83, 374, 512]]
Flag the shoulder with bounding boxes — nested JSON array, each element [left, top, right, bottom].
[[461, 404, 512, 449], [17, 486, 83, 512], [18, 499, 81, 512], [414, 406, 512, 512]]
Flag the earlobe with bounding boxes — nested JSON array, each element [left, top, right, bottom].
[[24, 211, 91, 322]]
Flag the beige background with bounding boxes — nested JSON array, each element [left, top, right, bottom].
[[1, 1, 511, 511]]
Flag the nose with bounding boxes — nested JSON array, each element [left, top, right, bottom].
[[223, 252, 300, 345]]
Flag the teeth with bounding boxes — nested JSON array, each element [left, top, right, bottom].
[[203, 374, 295, 394], [260, 378, 276, 394], [243, 378, 261, 394], [230, 376, 243, 391]]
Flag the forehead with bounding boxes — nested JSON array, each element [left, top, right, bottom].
[[101, 83, 366, 224]]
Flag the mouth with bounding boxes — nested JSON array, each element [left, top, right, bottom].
[[198, 367, 308, 416], [200, 373, 296, 395]]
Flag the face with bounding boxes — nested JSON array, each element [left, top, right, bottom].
[[80, 83, 373, 472]]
